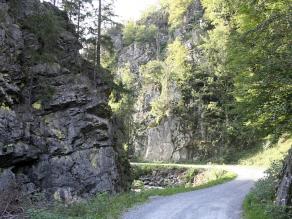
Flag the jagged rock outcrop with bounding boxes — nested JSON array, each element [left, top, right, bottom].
[[0, 0, 130, 202], [276, 149, 292, 206], [110, 0, 211, 162]]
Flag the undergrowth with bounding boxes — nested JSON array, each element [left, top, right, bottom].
[[236, 137, 291, 167], [28, 165, 236, 219], [243, 162, 292, 219]]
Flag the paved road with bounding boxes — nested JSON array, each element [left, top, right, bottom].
[[122, 166, 265, 219]]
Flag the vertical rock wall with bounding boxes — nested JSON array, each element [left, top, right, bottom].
[[0, 0, 130, 202], [110, 0, 211, 162]]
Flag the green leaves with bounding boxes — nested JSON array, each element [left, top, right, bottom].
[[166, 39, 190, 81], [202, 0, 292, 141], [123, 22, 158, 46], [228, 0, 292, 139], [23, 12, 64, 49], [161, 0, 193, 28], [140, 60, 165, 85]]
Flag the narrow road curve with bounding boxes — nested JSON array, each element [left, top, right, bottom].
[[122, 166, 265, 219]]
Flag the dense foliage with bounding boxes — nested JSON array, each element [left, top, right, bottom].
[[115, 0, 292, 162], [231, 1, 291, 141], [123, 22, 158, 46], [161, 0, 193, 28], [202, 0, 292, 141]]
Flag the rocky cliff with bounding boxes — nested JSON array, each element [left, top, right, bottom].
[[0, 0, 129, 203], [110, 0, 230, 162], [276, 149, 292, 206]]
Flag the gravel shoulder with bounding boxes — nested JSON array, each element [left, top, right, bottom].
[[122, 166, 265, 219]]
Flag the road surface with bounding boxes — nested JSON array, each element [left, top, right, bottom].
[[122, 165, 265, 219]]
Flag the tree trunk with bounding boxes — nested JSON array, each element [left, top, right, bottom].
[[96, 0, 102, 72], [93, 39, 97, 86], [77, 0, 81, 40]]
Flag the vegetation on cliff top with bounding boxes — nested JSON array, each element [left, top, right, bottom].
[[161, 0, 193, 28], [123, 22, 158, 46]]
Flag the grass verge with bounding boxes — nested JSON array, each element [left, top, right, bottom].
[[237, 137, 291, 167], [243, 162, 292, 219], [243, 193, 271, 219], [28, 167, 236, 219]]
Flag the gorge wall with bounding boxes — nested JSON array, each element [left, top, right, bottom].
[[110, 0, 234, 162], [0, 0, 129, 202]]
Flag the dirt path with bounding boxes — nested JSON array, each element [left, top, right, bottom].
[[122, 166, 264, 219]]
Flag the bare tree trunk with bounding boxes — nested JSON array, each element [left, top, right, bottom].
[[77, 0, 81, 40], [156, 32, 160, 60], [96, 0, 102, 72], [93, 39, 97, 86]]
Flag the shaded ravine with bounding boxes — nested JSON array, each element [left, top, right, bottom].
[[122, 166, 265, 219]]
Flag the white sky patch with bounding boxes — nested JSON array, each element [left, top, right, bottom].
[[113, 0, 160, 22], [41, 0, 161, 23]]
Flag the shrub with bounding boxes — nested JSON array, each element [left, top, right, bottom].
[[161, 0, 193, 28], [244, 162, 292, 219], [123, 22, 158, 46], [140, 60, 165, 85], [22, 10, 65, 62], [132, 180, 145, 190], [0, 174, 25, 218], [183, 168, 200, 183], [140, 5, 160, 21], [165, 38, 190, 81]]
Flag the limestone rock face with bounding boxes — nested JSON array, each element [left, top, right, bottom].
[[111, 0, 206, 162], [276, 149, 292, 206], [144, 117, 192, 161], [0, 0, 129, 202]]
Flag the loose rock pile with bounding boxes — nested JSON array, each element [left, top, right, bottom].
[[139, 168, 187, 188], [131, 167, 202, 191]]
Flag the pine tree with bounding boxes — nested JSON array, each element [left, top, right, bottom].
[[85, 0, 115, 82], [61, 0, 93, 40]]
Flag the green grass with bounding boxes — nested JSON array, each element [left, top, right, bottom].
[[242, 138, 292, 219], [243, 193, 271, 219], [238, 137, 291, 167], [243, 162, 292, 219], [244, 194, 292, 219], [28, 166, 236, 219]]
